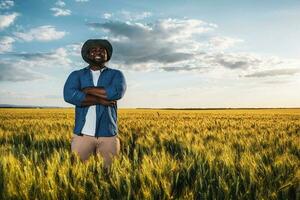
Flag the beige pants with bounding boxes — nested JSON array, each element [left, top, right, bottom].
[[71, 134, 120, 168]]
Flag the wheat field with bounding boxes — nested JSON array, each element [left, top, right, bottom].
[[0, 108, 299, 200]]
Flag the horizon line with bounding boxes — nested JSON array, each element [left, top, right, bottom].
[[0, 104, 299, 110]]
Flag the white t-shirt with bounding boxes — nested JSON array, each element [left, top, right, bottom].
[[81, 69, 102, 136]]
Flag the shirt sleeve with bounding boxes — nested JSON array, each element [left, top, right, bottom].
[[63, 71, 87, 106], [103, 70, 127, 101]]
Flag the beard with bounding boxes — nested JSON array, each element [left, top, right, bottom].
[[87, 56, 106, 66], [88, 60, 105, 66]]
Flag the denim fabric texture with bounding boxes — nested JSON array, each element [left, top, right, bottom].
[[63, 66, 126, 137]]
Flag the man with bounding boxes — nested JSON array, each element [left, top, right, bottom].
[[63, 39, 126, 169]]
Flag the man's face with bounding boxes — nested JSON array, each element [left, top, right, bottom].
[[87, 46, 107, 63]]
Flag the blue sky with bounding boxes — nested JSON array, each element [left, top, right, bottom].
[[0, 0, 299, 108]]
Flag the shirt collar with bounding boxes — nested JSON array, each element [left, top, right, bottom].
[[85, 65, 108, 72]]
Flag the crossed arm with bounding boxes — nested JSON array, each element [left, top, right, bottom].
[[80, 87, 116, 107], [63, 70, 126, 107]]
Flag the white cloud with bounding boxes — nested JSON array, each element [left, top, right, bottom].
[[10, 48, 72, 68], [0, 36, 14, 52], [101, 10, 152, 21], [209, 36, 243, 50], [50, 7, 71, 16], [0, 12, 19, 29], [103, 13, 112, 19], [203, 52, 264, 70], [64, 42, 83, 56], [55, 0, 66, 7], [51, 1, 71, 17], [0, 0, 14, 9], [119, 11, 152, 21], [0, 46, 74, 82], [86, 18, 214, 69], [244, 68, 300, 77], [86, 17, 300, 80], [0, 61, 47, 82], [14, 25, 67, 41], [75, 0, 89, 2]]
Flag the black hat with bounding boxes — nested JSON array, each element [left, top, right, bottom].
[[81, 39, 113, 64]]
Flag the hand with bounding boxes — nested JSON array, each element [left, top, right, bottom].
[[97, 98, 117, 106], [81, 87, 94, 94]]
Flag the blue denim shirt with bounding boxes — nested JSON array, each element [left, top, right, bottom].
[[63, 66, 126, 137]]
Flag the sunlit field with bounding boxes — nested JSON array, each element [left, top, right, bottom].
[[0, 108, 299, 199]]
